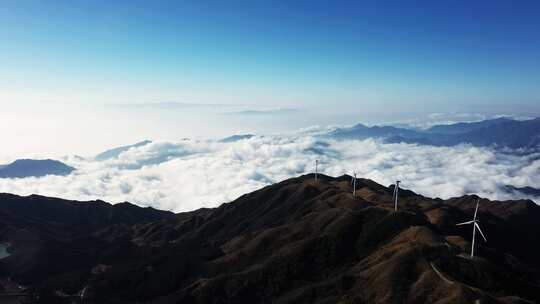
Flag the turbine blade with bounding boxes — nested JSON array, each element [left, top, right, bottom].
[[456, 220, 474, 226], [475, 223, 487, 242], [474, 199, 479, 220]]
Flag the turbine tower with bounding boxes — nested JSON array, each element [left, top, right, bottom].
[[456, 199, 487, 259], [315, 159, 319, 182], [393, 180, 401, 211], [352, 171, 357, 198], [80, 285, 89, 304]]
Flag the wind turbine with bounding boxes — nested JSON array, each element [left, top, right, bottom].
[[80, 285, 89, 303], [352, 171, 357, 197], [315, 159, 319, 182], [392, 180, 401, 211], [456, 199, 487, 259]]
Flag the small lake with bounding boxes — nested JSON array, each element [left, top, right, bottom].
[[0, 243, 11, 259]]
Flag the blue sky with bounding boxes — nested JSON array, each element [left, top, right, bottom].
[[1, 1, 540, 155]]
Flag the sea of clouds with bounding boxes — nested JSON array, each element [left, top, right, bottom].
[[1, 134, 539, 212]]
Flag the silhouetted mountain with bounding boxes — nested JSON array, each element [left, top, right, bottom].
[[95, 140, 152, 161], [0, 175, 539, 303], [219, 134, 255, 143], [0, 159, 75, 178], [328, 117, 540, 150]]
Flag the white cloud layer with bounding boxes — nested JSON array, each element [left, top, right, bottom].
[[1, 136, 539, 212]]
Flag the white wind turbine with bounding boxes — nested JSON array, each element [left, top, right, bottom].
[[456, 199, 487, 259], [314, 159, 319, 182], [352, 171, 357, 197], [392, 180, 401, 211]]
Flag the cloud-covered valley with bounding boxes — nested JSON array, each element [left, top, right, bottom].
[[1, 135, 539, 212]]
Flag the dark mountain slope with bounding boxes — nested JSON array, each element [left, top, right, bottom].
[[0, 193, 174, 240], [0, 175, 539, 304], [0, 159, 75, 178], [0, 193, 175, 283]]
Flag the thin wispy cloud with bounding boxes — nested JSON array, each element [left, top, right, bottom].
[[222, 108, 301, 116], [110, 101, 248, 109]]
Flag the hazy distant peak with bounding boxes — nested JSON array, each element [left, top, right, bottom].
[[0, 159, 75, 178], [219, 134, 255, 143], [95, 140, 152, 161], [425, 117, 514, 134]]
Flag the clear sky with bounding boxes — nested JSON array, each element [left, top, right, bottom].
[[1, 0, 540, 157]]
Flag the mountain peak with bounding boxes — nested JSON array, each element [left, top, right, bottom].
[[0, 159, 75, 178]]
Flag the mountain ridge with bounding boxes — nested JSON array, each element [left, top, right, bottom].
[[327, 117, 540, 150], [0, 174, 539, 303]]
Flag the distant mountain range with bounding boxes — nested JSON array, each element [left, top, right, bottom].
[[327, 117, 540, 149], [0, 159, 75, 178], [3, 118, 539, 181], [1, 174, 538, 303]]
